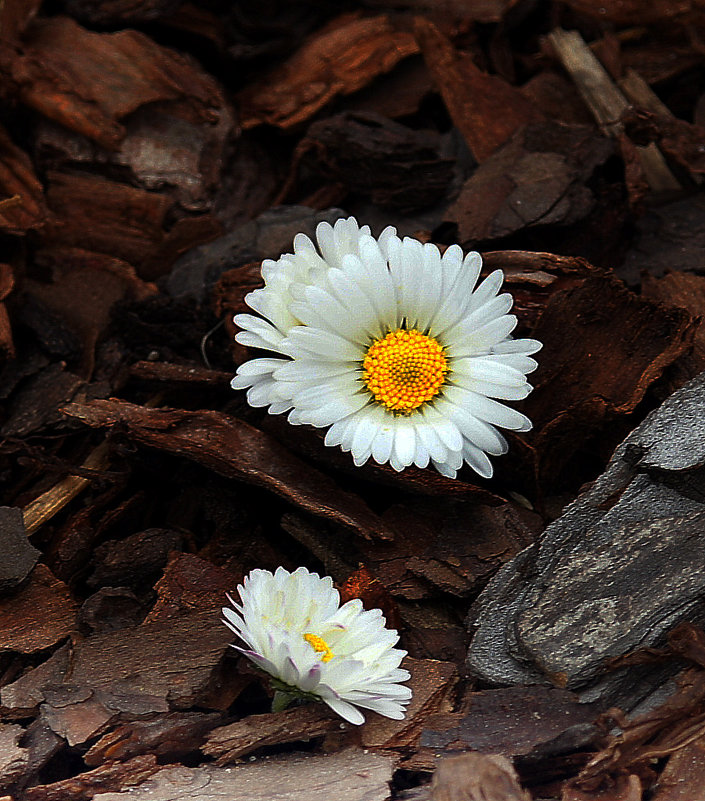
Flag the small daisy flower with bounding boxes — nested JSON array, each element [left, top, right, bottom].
[[222, 566, 411, 725], [231, 217, 541, 479]]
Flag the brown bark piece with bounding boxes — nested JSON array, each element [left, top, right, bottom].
[[0, 724, 29, 791], [414, 17, 542, 163], [0, 124, 47, 234], [642, 271, 705, 385], [650, 736, 705, 800], [0, 0, 42, 43], [293, 112, 454, 212], [87, 528, 183, 590], [12, 16, 223, 150], [560, 0, 702, 24], [362, 500, 540, 600], [528, 275, 696, 426], [448, 123, 611, 243], [94, 749, 395, 801], [345, 56, 434, 120], [147, 552, 237, 623], [0, 564, 77, 655], [65, 609, 231, 709], [62, 399, 394, 540], [562, 774, 643, 801], [202, 704, 343, 765], [40, 687, 116, 747], [361, 658, 457, 750], [626, 109, 705, 177], [0, 644, 71, 715], [237, 14, 418, 129], [63, 0, 182, 26], [526, 274, 697, 485], [520, 72, 593, 125], [561, 629, 705, 790], [35, 106, 233, 218], [25, 247, 156, 377], [129, 361, 232, 386], [23, 754, 159, 801], [1, 363, 85, 438], [431, 753, 531, 801], [43, 172, 171, 270], [420, 687, 597, 758], [0, 506, 39, 594], [85, 711, 222, 767], [139, 215, 223, 281]]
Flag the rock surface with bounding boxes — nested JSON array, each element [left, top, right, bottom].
[[467, 370, 705, 708]]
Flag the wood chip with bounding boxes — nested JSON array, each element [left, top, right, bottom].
[[431, 753, 531, 801], [448, 122, 611, 243], [0, 564, 77, 655], [85, 711, 222, 767], [415, 17, 542, 162], [237, 14, 418, 129], [650, 734, 705, 800], [23, 754, 159, 801], [0, 123, 47, 234], [0, 724, 29, 790], [65, 609, 231, 709], [420, 687, 597, 759], [202, 704, 343, 765], [62, 399, 394, 540], [25, 247, 156, 377], [526, 273, 697, 486], [43, 171, 172, 270], [146, 552, 238, 623], [94, 748, 395, 801], [562, 774, 643, 801], [361, 658, 457, 750], [547, 28, 680, 194], [0, 507, 39, 594], [12, 16, 223, 150]]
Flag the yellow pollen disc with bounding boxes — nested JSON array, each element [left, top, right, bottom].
[[304, 633, 334, 662], [362, 329, 448, 413]]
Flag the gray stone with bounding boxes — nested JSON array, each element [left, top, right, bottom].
[[467, 370, 705, 709], [0, 508, 40, 595]]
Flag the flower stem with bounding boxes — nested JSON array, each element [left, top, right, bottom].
[[272, 690, 296, 713]]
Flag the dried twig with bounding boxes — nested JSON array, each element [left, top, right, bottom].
[[548, 28, 681, 194]]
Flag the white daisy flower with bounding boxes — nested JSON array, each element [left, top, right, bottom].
[[231, 217, 541, 479], [222, 566, 412, 725]]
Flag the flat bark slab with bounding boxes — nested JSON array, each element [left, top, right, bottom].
[[431, 753, 531, 801], [0, 507, 39, 594], [95, 748, 395, 801], [202, 705, 341, 765], [467, 370, 705, 708], [419, 686, 597, 759], [63, 399, 394, 540], [0, 564, 76, 654], [0, 724, 28, 791]]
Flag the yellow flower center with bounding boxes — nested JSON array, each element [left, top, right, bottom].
[[362, 329, 448, 413], [304, 633, 334, 662]]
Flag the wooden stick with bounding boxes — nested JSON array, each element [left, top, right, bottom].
[[22, 439, 111, 535], [548, 28, 681, 194], [618, 68, 672, 116]]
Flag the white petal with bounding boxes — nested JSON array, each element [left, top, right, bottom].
[[462, 441, 494, 479], [393, 423, 416, 468], [282, 327, 364, 361]]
